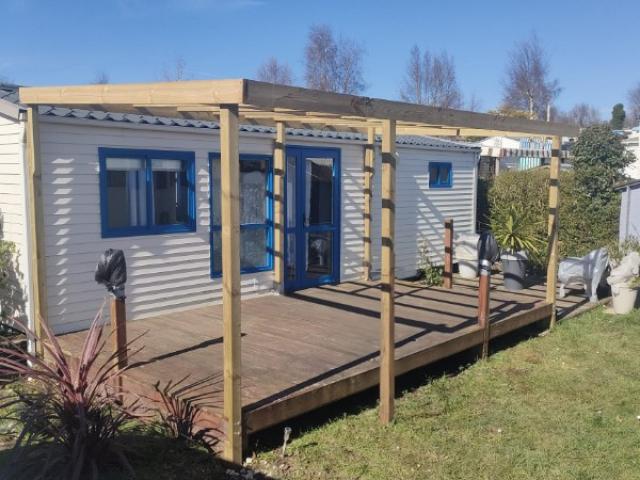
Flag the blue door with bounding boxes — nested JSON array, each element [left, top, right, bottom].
[[284, 146, 341, 292]]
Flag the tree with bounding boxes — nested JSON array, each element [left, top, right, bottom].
[[304, 24, 365, 94], [502, 33, 561, 120], [92, 71, 110, 84], [610, 103, 626, 130], [572, 125, 633, 202], [400, 45, 463, 108], [558, 103, 601, 128], [162, 56, 188, 82], [467, 93, 482, 112], [256, 57, 293, 85], [628, 82, 640, 126]]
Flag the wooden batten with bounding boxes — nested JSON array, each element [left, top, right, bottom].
[[546, 136, 562, 327], [25, 107, 47, 354], [379, 119, 396, 424], [219, 105, 243, 463], [363, 127, 375, 281], [273, 122, 286, 290]]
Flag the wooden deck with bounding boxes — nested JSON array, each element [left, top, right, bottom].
[[57, 277, 592, 437]]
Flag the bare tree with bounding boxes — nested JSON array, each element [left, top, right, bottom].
[[162, 56, 188, 82], [336, 38, 365, 95], [400, 46, 463, 109], [256, 57, 293, 85], [304, 24, 365, 94], [628, 82, 640, 126], [467, 93, 482, 112], [93, 71, 110, 84], [557, 103, 602, 128], [400, 45, 423, 104], [502, 32, 561, 120]]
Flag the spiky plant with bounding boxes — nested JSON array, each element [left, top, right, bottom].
[[0, 309, 143, 480], [152, 374, 222, 453], [490, 206, 544, 255]]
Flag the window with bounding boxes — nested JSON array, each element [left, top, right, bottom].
[[209, 153, 273, 276], [429, 162, 453, 188], [99, 148, 196, 238]]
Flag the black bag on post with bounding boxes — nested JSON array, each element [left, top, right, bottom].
[[477, 232, 500, 275], [95, 249, 127, 300]]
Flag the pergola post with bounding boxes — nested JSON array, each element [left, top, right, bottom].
[[220, 104, 243, 463], [443, 218, 454, 289], [25, 107, 47, 356], [379, 119, 396, 424], [363, 126, 375, 281], [546, 136, 561, 328], [273, 121, 286, 290]]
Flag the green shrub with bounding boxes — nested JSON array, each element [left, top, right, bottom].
[[417, 243, 443, 286], [487, 166, 619, 271]]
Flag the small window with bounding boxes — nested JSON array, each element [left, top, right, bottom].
[[429, 162, 452, 188], [209, 153, 273, 276], [99, 148, 196, 238]]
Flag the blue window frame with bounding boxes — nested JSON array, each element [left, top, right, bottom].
[[209, 153, 273, 277], [429, 162, 453, 188], [99, 148, 196, 238]]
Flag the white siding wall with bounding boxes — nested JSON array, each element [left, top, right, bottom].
[[372, 147, 478, 279], [39, 119, 275, 333], [0, 114, 29, 322], [38, 117, 477, 332], [38, 119, 370, 333]]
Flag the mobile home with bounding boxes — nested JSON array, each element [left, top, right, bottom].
[[0, 84, 480, 334]]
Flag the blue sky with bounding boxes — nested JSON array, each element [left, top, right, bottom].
[[2, 0, 639, 118]]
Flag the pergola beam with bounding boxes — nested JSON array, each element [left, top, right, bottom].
[[242, 80, 578, 137], [20, 79, 579, 138]]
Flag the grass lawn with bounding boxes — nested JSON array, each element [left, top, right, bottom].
[[254, 307, 640, 479]]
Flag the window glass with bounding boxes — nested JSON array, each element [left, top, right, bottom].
[[429, 162, 452, 188], [210, 154, 272, 276], [100, 149, 195, 237], [105, 158, 147, 229], [152, 159, 189, 226], [241, 227, 269, 270], [240, 159, 268, 224]]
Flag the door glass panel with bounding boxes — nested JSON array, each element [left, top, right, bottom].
[[306, 232, 333, 278], [305, 158, 333, 226], [286, 232, 296, 280], [286, 155, 296, 228]]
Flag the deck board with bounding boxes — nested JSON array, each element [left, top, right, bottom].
[[56, 277, 593, 435]]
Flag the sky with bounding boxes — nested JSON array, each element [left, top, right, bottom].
[[2, 0, 639, 119]]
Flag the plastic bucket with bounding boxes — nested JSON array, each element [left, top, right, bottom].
[[612, 285, 639, 314], [502, 251, 527, 291], [458, 257, 478, 279]]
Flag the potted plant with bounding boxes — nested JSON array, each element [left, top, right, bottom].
[[490, 206, 542, 291]]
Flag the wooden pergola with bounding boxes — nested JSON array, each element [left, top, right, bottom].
[[19, 79, 579, 463]]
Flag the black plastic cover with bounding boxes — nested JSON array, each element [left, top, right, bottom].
[[477, 232, 500, 273], [94, 249, 127, 299]]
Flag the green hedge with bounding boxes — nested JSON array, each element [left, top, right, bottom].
[[487, 167, 619, 270]]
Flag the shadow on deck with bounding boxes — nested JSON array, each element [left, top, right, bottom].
[[56, 276, 594, 439]]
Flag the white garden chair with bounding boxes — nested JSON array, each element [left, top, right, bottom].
[[558, 247, 609, 303]]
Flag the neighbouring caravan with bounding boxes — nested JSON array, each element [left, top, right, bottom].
[[0, 84, 480, 334]]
